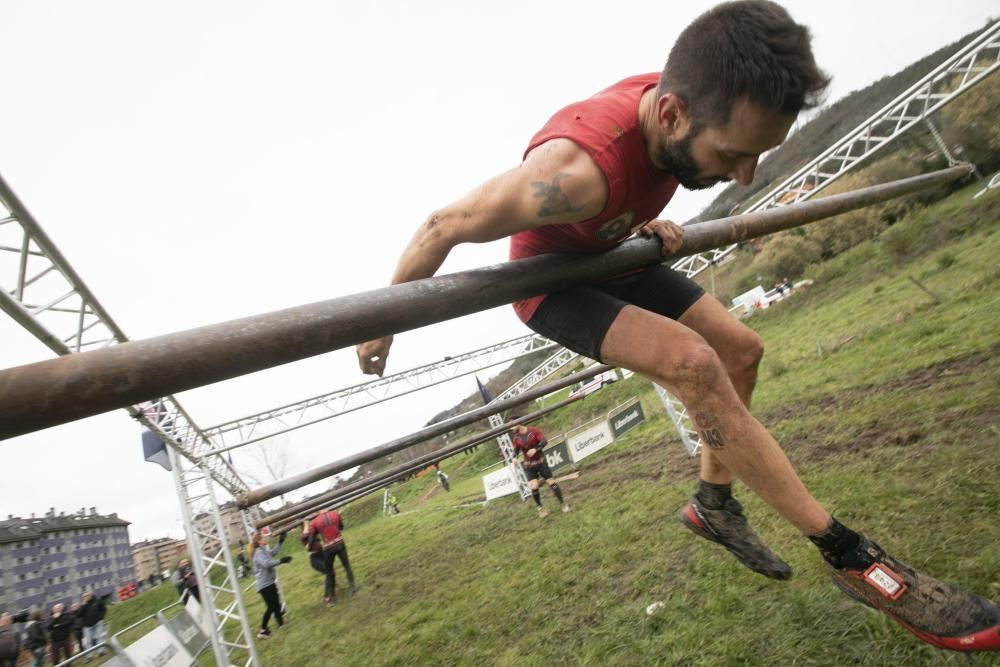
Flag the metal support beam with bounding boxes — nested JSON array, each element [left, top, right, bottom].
[[0, 172, 247, 495], [169, 447, 259, 667], [203, 333, 556, 453], [254, 394, 584, 527], [238, 364, 611, 507], [0, 164, 971, 440]]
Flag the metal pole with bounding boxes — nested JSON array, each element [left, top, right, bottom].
[[251, 393, 584, 522], [238, 379, 593, 509], [0, 165, 971, 440]]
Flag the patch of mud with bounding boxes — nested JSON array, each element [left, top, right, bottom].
[[572, 346, 998, 491]]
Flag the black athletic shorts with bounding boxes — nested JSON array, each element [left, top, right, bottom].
[[525, 265, 705, 361], [523, 460, 554, 481]]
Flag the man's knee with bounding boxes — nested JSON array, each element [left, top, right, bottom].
[[734, 328, 764, 374], [661, 342, 729, 399]]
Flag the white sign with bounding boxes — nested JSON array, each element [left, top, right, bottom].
[[567, 421, 614, 462], [482, 467, 518, 500], [184, 595, 213, 639], [122, 625, 193, 667], [732, 285, 766, 313]]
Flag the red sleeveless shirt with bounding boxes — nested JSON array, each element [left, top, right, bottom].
[[510, 73, 679, 322]]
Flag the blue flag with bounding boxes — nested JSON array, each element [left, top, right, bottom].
[[475, 376, 493, 406], [140, 400, 173, 471]]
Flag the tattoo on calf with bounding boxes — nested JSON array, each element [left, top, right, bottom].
[[701, 429, 726, 449], [693, 412, 726, 450], [531, 173, 584, 217]]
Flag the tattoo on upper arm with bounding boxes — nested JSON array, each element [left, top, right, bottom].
[[531, 173, 585, 217]]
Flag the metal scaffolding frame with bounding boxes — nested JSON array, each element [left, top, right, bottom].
[[0, 174, 261, 666], [203, 333, 556, 453], [169, 447, 260, 667]]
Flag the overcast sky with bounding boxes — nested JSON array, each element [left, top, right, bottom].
[[1, 1, 996, 544]]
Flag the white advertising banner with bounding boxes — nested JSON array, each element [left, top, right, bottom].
[[122, 625, 193, 667], [482, 466, 518, 500], [184, 595, 214, 639], [567, 421, 614, 463]]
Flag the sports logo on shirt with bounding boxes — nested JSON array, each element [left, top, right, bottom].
[[596, 211, 635, 241]]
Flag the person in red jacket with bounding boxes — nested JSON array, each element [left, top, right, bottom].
[[510, 421, 569, 517], [304, 508, 357, 606], [355, 1, 1000, 652]]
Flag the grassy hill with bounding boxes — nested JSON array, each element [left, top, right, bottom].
[[212, 180, 1000, 665]]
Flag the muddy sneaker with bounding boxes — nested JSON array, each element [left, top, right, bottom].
[[679, 497, 792, 580], [256, 629, 271, 639], [828, 537, 1000, 652], [537, 506, 548, 518]]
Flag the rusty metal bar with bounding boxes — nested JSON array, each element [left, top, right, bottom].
[[238, 366, 605, 508], [253, 393, 584, 526], [0, 165, 971, 440]]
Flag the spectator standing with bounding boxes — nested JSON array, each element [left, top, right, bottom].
[[251, 531, 291, 639], [46, 604, 74, 664], [178, 559, 200, 602], [68, 602, 83, 655], [23, 611, 46, 667], [0, 612, 19, 667], [79, 592, 107, 654], [170, 567, 183, 597]]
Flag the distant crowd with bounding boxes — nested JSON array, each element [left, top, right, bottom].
[[0, 591, 108, 667]]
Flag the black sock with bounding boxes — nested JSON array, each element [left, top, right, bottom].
[[808, 517, 862, 568], [531, 490, 541, 507], [695, 479, 732, 510], [550, 484, 564, 504]]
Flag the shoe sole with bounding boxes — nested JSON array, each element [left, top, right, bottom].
[[830, 571, 1000, 652], [679, 504, 792, 581]]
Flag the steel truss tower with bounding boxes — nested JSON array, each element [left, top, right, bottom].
[[0, 175, 261, 666], [202, 333, 556, 453]]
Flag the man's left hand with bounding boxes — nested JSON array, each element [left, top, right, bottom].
[[638, 218, 684, 256]]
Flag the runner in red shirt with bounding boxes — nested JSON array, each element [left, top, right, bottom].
[[304, 509, 357, 606], [510, 421, 569, 517], [356, 1, 999, 651]]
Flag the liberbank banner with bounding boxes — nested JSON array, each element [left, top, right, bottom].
[[483, 466, 518, 500], [609, 399, 645, 439], [543, 439, 573, 472], [567, 420, 614, 463]]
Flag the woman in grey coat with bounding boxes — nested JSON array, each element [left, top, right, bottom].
[[251, 530, 291, 638]]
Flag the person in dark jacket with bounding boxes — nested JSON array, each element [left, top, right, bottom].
[[178, 559, 200, 602], [68, 602, 83, 655], [46, 603, 74, 664], [0, 612, 20, 667], [251, 531, 291, 639], [79, 592, 107, 653], [23, 611, 46, 667]]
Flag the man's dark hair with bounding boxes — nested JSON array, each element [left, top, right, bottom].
[[658, 0, 830, 128]]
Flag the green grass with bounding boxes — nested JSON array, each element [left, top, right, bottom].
[[111, 183, 1000, 665]]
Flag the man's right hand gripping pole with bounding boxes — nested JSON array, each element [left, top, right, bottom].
[[357, 335, 394, 376]]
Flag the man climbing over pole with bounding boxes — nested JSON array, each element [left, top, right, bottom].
[[356, 1, 999, 652], [510, 420, 569, 517]]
